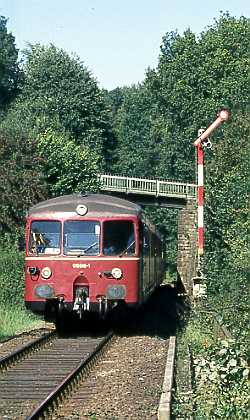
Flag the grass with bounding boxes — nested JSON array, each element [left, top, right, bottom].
[[0, 305, 43, 340]]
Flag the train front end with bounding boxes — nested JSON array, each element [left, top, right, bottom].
[[24, 194, 141, 321]]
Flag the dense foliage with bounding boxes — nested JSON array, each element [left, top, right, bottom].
[[0, 243, 25, 306], [174, 310, 249, 419], [193, 338, 249, 418], [15, 44, 111, 153], [107, 14, 249, 282], [205, 112, 249, 339], [110, 14, 249, 183], [0, 43, 114, 230], [0, 128, 46, 234], [0, 16, 21, 111], [37, 128, 100, 196]]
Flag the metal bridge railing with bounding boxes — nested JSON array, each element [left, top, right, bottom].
[[99, 174, 196, 199]]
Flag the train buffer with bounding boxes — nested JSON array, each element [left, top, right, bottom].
[[99, 174, 197, 208]]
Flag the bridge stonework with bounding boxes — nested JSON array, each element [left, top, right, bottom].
[[177, 199, 197, 295]]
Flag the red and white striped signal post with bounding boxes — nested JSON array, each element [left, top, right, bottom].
[[193, 109, 229, 259], [197, 137, 205, 256]]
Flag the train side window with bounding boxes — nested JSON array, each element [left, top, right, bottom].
[[29, 221, 61, 255], [103, 221, 135, 256]]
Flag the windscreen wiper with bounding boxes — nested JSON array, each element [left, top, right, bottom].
[[84, 242, 97, 253], [119, 240, 135, 257]]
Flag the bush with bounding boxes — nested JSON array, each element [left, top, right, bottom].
[[0, 128, 47, 234], [0, 243, 25, 307], [173, 310, 249, 419], [193, 337, 249, 419]]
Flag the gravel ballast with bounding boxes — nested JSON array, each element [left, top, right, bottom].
[[56, 334, 169, 419], [0, 324, 54, 359]]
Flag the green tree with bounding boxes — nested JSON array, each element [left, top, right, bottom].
[[112, 15, 250, 184], [8, 44, 112, 161], [110, 84, 164, 177], [0, 128, 46, 234], [144, 14, 249, 181], [0, 16, 21, 111], [205, 112, 249, 338], [105, 86, 129, 121], [1, 43, 115, 199], [111, 84, 147, 176], [37, 128, 100, 196]]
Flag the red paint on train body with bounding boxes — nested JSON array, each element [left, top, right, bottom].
[[24, 194, 164, 322]]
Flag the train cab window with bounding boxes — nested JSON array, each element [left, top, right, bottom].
[[103, 220, 135, 256], [29, 221, 61, 255], [63, 221, 100, 256]]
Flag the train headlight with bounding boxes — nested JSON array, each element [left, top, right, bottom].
[[111, 267, 123, 279], [41, 266, 52, 279], [107, 285, 126, 299], [76, 204, 88, 216], [35, 285, 54, 298]]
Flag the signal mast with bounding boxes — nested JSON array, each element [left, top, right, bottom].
[[192, 109, 229, 295]]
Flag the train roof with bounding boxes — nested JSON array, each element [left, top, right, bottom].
[[28, 193, 142, 218]]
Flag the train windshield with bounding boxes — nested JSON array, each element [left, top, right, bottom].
[[103, 220, 135, 256], [63, 221, 100, 256], [29, 221, 61, 255]]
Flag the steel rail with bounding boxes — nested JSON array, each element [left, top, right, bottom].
[[0, 330, 57, 372], [26, 331, 114, 420]]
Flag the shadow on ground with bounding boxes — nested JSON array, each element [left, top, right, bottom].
[[113, 284, 190, 339], [58, 285, 190, 340]]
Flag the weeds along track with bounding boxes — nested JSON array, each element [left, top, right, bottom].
[[173, 304, 233, 419], [199, 302, 232, 339], [0, 330, 114, 419]]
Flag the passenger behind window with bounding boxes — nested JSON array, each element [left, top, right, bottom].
[[103, 240, 117, 255]]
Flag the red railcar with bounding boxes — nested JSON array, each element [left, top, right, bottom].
[[25, 194, 164, 322]]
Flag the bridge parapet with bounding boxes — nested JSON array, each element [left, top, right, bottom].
[[99, 174, 196, 201]]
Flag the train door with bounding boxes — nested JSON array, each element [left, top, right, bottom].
[[150, 233, 155, 288], [140, 222, 151, 300]]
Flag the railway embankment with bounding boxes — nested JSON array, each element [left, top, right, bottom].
[[172, 303, 249, 419], [174, 197, 248, 419]]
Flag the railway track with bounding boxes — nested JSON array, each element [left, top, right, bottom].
[[0, 329, 114, 419], [0, 330, 57, 372]]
